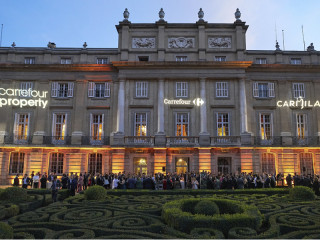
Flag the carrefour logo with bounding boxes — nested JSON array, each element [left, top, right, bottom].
[[164, 98, 204, 106]]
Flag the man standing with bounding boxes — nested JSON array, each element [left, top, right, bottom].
[[13, 174, 20, 187], [22, 174, 30, 189], [51, 176, 59, 202]]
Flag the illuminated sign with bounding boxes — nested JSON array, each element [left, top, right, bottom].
[[277, 98, 320, 110], [0, 88, 48, 109], [164, 98, 204, 106]]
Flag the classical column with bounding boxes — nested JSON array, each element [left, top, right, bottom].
[[116, 78, 125, 133], [200, 78, 208, 133], [157, 79, 165, 133], [239, 78, 248, 133]]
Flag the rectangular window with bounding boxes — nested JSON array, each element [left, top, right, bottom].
[[60, 58, 72, 64], [253, 82, 275, 98], [88, 82, 110, 98], [261, 153, 275, 173], [49, 153, 64, 175], [90, 114, 104, 141], [24, 57, 35, 64], [255, 58, 267, 64], [215, 56, 226, 62], [97, 58, 108, 64], [260, 114, 272, 140], [176, 82, 188, 97], [88, 153, 102, 175], [52, 114, 67, 141], [176, 56, 188, 62], [20, 82, 33, 97], [216, 82, 228, 97], [290, 58, 302, 65], [10, 152, 25, 174], [293, 83, 305, 98], [14, 113, 30, 143], [300, 153, 314, 175], [134, 113, 147, 136], [138, 56, 149, 62], [296, 114, 306, 139], [136, 82, 148, 97], [217, 113, 230, 136], [176, 113, 189, 136], [51, 82, 74, 98]]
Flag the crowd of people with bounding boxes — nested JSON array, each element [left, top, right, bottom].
[[12, 170, 320, 197]]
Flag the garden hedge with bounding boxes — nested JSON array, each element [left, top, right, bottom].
[[289, 186, 316, 201], [84, 185, 107, 200]]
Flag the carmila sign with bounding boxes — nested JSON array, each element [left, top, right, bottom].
[[0, 88, 48, 109]]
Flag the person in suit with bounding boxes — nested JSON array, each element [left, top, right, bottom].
[[51, 176, 59, 202], [22, 174, 30, 189], [40, 173, 47, 189], [13, 174, 20, 187]]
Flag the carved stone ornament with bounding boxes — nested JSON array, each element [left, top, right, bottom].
[[208, 37, 231, 48], [168, 37, 195, 48], [132, 38, 156, 48]]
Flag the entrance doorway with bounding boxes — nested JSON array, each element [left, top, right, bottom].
[[134, 158, 147, 175], [175, 157, 189, 174], [300, 153, 314, 176], [218, 157, 231, 175]]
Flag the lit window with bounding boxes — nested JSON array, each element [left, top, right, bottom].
[[134, 113, 147, 136], [176, 82, 188, 97], [90, 114, 104, 141], [20, 82, 33, 97], [14, 113, 30, 144], [136, 82, 148, 97], [138, 56, 149, 62], [296, 114, 306, 139], [260, 114, 272, 140], [88, 82, 110, 98], [51, 82, 74, 98], [9, 152, 24, 174], [217, 113, 230, 136], [176, 56, 188, 62], [97, 58, 109, 64], [253, 82, 275, 98], [293, 83, 305, 98], [49, 153, 64, 175], [216, 82, 228, 97], [261, 153, 275, 173], [300, 153, 314, 175], [52, 113, 67, 142], [215, 56, 226, 62], [88, 153, 102, 175], [290, 58, 302, 65], [60, 58, 72, 64], [24, 57, 35, 64], [255, 58, 267, 64], [176, 113, 189, 136]]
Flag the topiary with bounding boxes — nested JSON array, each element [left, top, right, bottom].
[[289, 186, 315, 201], [1, 187, 27, 202], [194, 200, 220, 216], [0, 222, 13, 239], [5, 204, 20, 218], [84, 185, 107, 200]]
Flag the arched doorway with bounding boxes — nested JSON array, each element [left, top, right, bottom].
[[134, 158, 147, 175], [175, 157, 189, 174], [218, 157, 231, 175]]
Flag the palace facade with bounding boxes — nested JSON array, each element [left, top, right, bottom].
[[0, 8, 320, 184]]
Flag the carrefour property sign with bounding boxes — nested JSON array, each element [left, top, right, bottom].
[[0, 88, 48, 108]]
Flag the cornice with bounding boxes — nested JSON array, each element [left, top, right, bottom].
[[247, 64, 320, 73], [0, 64, 116, 72]]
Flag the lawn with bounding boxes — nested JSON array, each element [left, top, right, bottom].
[[1, 188, 320, 239]]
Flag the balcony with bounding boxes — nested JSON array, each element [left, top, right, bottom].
[[292, 137, 319, 146], [43, 136, 71, 145], [254, 137, 282, 146], [211, 136, 241, 146], [81, 136, 110, 146], [124, 136, 154, 147], [3, 135, 33, 145], [166, 137, 199, 147]]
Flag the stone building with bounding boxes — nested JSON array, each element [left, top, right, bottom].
[[0, 8, 319, 184]]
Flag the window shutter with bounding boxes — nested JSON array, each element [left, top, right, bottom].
[[185, 82, 188, 97], [88, 82, 94, 97], [101, 114, 104, 137], [51, 82, 58, 97], [67, 82, 74, 97], [304, 114, 307, 136], [104, 83, 110, 97], [89, 114, 93, 137], [145, 113, 148, 136], [268, 83, 275, 97], [26, 113, 30, 138], [65, 114, 68, 136], [253, 82, 259, 97], [13, 113, 19, 139], [301, 84, 305, 98], [52, 114, 56, 136]]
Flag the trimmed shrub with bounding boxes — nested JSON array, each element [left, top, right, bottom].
[[1, 187, 27, 202], [84, 186, 107, 200], [0, 222, 13, 239], [5, 204, 20, 218], [289, 186, 315, 201], [58, 189, 71, 201], [190, 228, 225, 239], [194, 200, 220, 216]]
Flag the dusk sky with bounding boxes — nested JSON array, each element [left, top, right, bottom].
[[1, 0, 319, 51]]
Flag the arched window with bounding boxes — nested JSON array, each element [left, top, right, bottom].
[[88, 153, 102, 175], [300, 153, 313, 176], [9, 152, 25, 174], [261, 153, 275, 174], [49, 153, 64, 175]]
